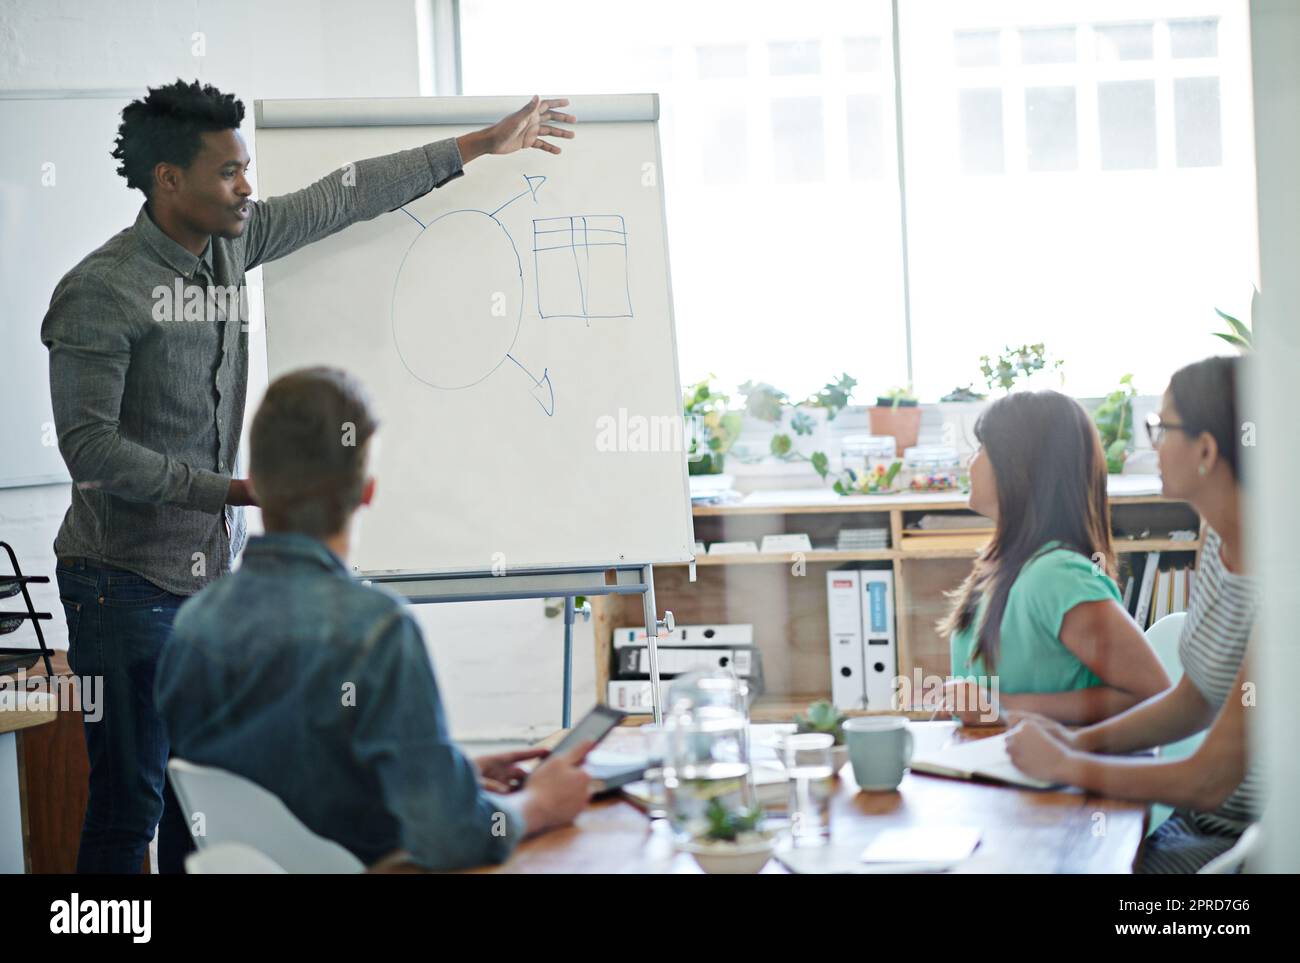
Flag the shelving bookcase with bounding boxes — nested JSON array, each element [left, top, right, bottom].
[[591, 487, 1202, 722]]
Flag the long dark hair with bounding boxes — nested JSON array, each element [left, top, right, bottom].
[[939, 390, 1114, 670]]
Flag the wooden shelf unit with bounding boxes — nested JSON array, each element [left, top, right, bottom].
[[593, 488, 1202, 721]]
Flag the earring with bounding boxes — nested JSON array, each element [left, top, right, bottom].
[[1198, 465, 1208, 476]]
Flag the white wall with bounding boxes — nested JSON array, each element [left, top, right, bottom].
[[1248, 0, 1300, 873], [0, 0, 590, 740]]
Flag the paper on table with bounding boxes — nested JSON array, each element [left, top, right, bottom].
[[776, 846, 958, 875], [860, 826, 981, 863]]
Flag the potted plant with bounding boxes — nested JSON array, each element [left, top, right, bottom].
[[683, 375, 742, 475], [794, 699, 850, 775], [867, 384, 921, 451], [939, 384, 987, 403], [1092, 374, 1138, 474], [936, 383, 989, 456], [979, 343, 1065, 395], [680, 798, 775, 874], [736, 374, 857, 482]]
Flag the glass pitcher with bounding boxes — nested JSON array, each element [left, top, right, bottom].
[[661, 670, 756, 842]]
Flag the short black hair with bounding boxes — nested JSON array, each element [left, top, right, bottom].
[[112, 79, 245, 198], [252, 367, 381, 538]]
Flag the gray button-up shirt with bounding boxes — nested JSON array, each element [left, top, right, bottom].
[[42, 139, 464, 596]]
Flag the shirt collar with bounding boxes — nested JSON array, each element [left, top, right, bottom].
[[134, 203, 215, 279], [242, 532, 352, 577]]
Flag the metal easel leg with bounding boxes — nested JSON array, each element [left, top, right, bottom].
[[641, 565, 664, 725], [562, 596, 574, 729]]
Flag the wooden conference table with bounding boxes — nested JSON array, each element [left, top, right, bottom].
[[458, 723, 1148, 875]]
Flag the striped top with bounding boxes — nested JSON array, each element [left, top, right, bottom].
[[1177, 526, 1262, 834]]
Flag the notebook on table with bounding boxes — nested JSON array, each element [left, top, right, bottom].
[[910, 730, 1059, 790]]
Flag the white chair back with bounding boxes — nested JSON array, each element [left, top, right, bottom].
[[185, 842, 288, 874], [168, 758, 364, 874], [1143, 612, 1205, 835], [1145, 611, 1188, 684]]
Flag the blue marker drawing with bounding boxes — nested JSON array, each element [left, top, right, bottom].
[[390, 175, 558, 416], [506, 353, 555, 416], [533, 215, 633, 322]]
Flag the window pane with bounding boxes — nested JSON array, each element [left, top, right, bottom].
[[1025, 86, 1078, 171], [1170, 17, 1219, 58], [958, 88, 1004, 174], [769, 40, 821, 76], [459, 0, 907, 397], [697, 44, 747, 79], [1098, 80, 1157, 170], [1020, 26, 1075, 64], [954, 29, 1000, 67], [1095, 22, 1153, 61], [846, 94, 884, 179], [1175, 77, 1223, 167], [702, 103, 748, 183], [772, 96, 825, 182], [898, 1, 1256, 400], [844, 36, 882, 72]]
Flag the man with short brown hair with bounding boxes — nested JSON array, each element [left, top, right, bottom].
[[155, 368, 592, 870]]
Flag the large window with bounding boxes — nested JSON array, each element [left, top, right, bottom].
[[458, 0, 1256, 401], [898, 0, 1257, 399]]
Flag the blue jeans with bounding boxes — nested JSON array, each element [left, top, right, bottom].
[[55, 557, 195, 874]]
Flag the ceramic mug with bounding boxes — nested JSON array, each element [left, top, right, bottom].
[[844, 715, 913, 790]]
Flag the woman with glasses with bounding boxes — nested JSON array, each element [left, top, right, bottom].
[[938, 390, 1170, 725], [1008, 355, 1260, 873]]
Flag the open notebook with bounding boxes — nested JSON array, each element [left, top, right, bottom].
[[910, 728, 1058, 790]]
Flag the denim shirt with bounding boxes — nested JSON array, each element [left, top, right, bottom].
[[155, 532, 523, 870]]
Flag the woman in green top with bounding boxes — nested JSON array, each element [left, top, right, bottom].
[[939, 390, 1169, 724]]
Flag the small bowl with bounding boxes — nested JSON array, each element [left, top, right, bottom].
[[682, 837, 776, 875]]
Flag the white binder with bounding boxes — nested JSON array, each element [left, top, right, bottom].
[[613, 623, 754, 647], [861, 569, 898, 710], [826, 570, 867, 710]]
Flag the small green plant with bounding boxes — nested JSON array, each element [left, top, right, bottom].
[[793, 699, 847, 746], [703, 798, 765, 842], [875, 385, 918, 409], [736, 381, 787, 423], [810, 373, 858, 414], [832, 459, 902, 496], [1093, 374, 1138, 474], [1212, 308, 1252, 352], [737, 374, 857, 481], [684, 375, 743, 475], [939, 383, 987, 403], [979, 343, 1064, 395]]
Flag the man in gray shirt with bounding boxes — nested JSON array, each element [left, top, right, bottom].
[[41, 79, 575, 873]]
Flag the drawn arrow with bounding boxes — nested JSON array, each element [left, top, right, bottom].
[[490, 174, 548, 218], [506, 352, 555, 417]]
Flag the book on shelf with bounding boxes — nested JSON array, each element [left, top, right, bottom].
[[1120, 551, 1196, 629]]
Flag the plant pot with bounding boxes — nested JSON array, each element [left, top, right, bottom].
[[868, 406, 922, 451], [782, 405, 831, 461], [682, 836, 776, 874], [935, 400, 989, 456], [688, 452, 725, 475]]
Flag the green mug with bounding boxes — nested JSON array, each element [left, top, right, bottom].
[[844, 716, 913, 790]]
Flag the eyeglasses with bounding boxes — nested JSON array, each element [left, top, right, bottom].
[[1145, 412, 1194, 447]]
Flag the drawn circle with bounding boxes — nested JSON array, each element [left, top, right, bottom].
[[391, 209, 523, 390]]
